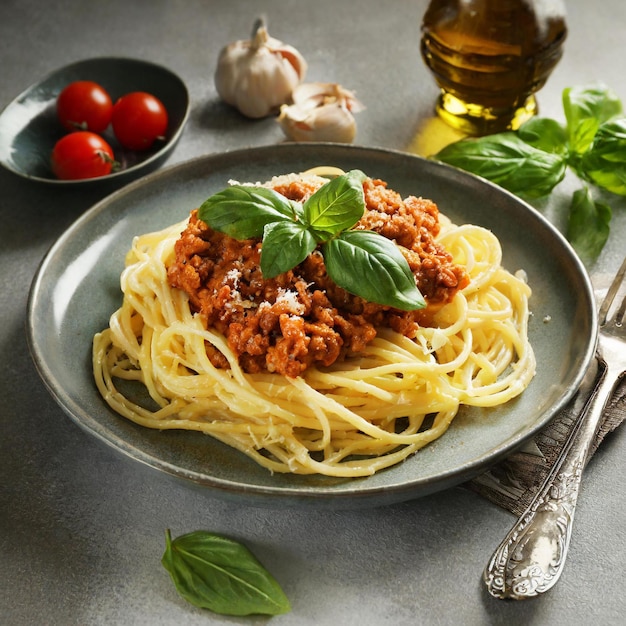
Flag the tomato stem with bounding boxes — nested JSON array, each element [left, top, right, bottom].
[[98, 150, 120, 172]]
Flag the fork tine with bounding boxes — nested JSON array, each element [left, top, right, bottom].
[[599, 256, 626, 325]]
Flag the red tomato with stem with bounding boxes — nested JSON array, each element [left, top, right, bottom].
[[111, 92, 169, 151], [56, 81, 113, 133], [51, 131, 117, 180]]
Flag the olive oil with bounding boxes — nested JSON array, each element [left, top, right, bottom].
[[421, 0, 567, 135]]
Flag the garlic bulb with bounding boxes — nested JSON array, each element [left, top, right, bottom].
[[215, 18, 307, 119], [278, 82, 365, 143]]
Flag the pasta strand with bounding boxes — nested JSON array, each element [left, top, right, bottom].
[[93, 213, 535, 477]]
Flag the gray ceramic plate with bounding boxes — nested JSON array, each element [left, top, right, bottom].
[[0, 57, 189, 185], [27, 144, 597, 509]]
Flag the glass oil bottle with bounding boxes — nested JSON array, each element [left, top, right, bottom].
[[421, 0, 567, 135]]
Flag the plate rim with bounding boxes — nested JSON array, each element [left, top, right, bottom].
[[26, 143, 598, 507]]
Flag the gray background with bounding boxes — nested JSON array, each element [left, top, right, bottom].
[[1, 1, 625, 624]]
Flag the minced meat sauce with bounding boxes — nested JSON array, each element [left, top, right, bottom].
[[166, 176, 469, 378]]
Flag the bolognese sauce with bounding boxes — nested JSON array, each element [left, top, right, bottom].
[[167, 176, 469, 378]]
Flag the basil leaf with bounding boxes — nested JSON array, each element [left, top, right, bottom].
[[322, 230, 425, 311], [563, 84, 622, 154], [580, 118, 626, 195], [303, 169, 367, 239], [567, 187, 612, 261], [518, 117, 568, 155], [434, 133, 567, 198], [161, 529, 291, 616], [260, 220, 317, 278], [198, 185, 300, 239]]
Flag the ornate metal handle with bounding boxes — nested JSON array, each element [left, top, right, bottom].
[[483, 358, 619, 599]]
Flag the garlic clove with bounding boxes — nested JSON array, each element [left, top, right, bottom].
[[278, 101, 357, 143], [291, 82, 365, 113], [263, 34, 307, 82], [214, 18, 307, 119], [278, 82, 364, 143]]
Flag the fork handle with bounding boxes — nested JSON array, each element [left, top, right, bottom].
[[483, 357, 622, 600]]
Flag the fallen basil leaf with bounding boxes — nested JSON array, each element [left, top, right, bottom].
[[323, 230, 425, 311], [261, 220, 317, 278], [518, 117, 568, 155], [567, 187, 611, 261], [303, 169, 366, 238], [161, 529, 291, 616], [433, 132, 566, 198], [198, 185, 300, 239], [563, 84, 622, 154], [580, 118, 626, 195]]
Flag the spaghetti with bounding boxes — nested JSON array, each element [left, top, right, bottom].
[[93, 171, 535, 477]]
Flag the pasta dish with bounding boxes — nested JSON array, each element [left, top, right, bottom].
[[93, 168, 535, 477]]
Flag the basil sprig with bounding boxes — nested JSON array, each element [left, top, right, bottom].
[[563, 84, 622, 155], [198, 170, 426, 311], [162, 529, 291, 616], [433, 84, 626, 261], [567, 187, 612, 262], [581, 118, 626, 195], [433, 132, 567, 199]]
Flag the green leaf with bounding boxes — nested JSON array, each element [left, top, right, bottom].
[[567, 187, 612, 262], [580, 117, 626, 195], [260, 220, 317, 278], [518, 117, 568, 155], [322, 230, 425, 311], [563, 84, 623, 154], [198, 185, 301, 239], [161, 529, 291, 617], [303, 169, 367, 239], [434, 133, 567, 198], [194, 171, 434, 311]]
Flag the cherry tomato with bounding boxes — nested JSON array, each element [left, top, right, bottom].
[[111, 91, 168, 151], [56, 81, 113, 133], [51, 131, 116, 180]]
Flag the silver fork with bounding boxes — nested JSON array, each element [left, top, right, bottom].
[[483, 255, 626, 600]]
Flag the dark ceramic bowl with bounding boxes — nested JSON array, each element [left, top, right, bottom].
[[0, 57, 189, 185]]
